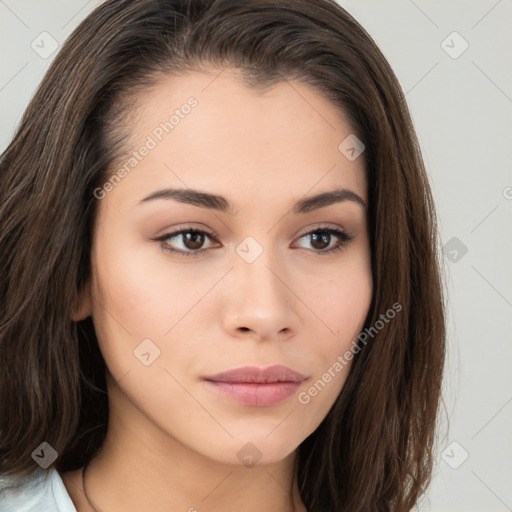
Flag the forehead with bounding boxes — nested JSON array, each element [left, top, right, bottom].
[[105, 69, 367, 212]]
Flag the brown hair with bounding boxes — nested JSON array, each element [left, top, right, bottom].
[[0, 0, 447, 510]]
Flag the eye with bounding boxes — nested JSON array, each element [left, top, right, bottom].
[[153, 228, 219, 257], [153, 225, 353, 257], [293, 226, 353, 254]]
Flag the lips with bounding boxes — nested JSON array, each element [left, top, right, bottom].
[[203, 364, 306, 384], [202, 365, 307, 406]]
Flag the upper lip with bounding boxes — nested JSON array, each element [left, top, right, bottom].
[[203, 365, 306, 383]]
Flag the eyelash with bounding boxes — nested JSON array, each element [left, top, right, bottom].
[[153, 224, 353, 257]]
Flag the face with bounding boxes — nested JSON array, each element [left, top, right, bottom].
[[74, 69, 373, 467]]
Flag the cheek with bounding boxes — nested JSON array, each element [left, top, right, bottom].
[[89, 236, 215, 375], [301, 258, 372, 390], [307, 259, 372, 341], [91, 235, 191, 334], [295, 274, 371, 424]]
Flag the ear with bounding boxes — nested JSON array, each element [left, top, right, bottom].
[[70, 281, 92, 322]]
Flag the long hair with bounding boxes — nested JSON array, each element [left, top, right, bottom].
[[0, 1, 446, 510]]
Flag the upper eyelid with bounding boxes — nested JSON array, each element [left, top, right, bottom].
[[158, 224, 348, 239]]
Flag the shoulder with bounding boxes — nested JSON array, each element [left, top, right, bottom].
[[0, 467, 76, 512]]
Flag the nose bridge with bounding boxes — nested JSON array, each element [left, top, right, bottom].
[[235, 233, 288, 305], [223, 233, 298, 337]]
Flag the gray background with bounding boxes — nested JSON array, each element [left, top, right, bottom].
[[1, 1, 511, 511]]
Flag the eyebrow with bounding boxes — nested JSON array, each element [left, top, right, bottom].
[[138, 187, 367, 214]]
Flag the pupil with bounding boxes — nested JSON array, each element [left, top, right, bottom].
[[185, 232, 204, 250], [311, 232, 329, 250]]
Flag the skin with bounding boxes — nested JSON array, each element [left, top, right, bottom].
[[61, 68, 372, 512]]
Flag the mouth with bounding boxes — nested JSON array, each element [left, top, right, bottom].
[[203, 364, 306, 383], [202, 365, 306, 407]]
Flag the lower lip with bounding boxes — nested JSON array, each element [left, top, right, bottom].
[[203, 380, 302, 407]]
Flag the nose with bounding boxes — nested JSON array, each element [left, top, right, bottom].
[[220, 247, 300, 342]]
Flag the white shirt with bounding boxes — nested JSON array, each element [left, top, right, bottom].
[[0, 466, 76, 512]]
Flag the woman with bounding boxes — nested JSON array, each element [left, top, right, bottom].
[[0, 0, 446, 510]]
